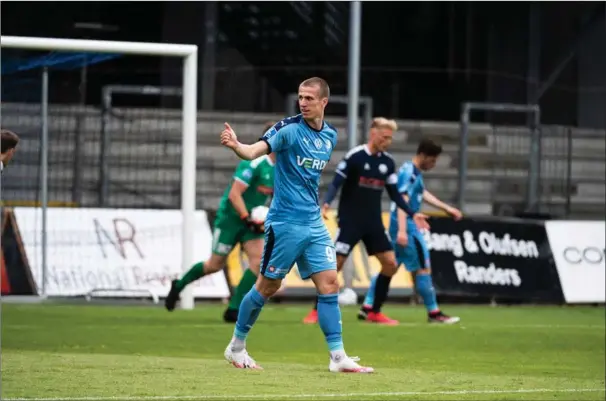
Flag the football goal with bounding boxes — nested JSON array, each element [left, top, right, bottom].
[[0, 36, 199, 310]]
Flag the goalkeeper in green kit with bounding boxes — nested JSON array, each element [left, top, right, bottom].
[[165, 123, 275, 322]]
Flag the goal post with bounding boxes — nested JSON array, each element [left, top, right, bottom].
[[1, 36, 199, 310]]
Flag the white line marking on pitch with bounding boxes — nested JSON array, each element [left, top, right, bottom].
[[182, 323, 605, 330], [6, 323, 604, 331], [5, 387, 605, 401]]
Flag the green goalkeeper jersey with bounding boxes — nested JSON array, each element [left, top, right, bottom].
[[216, 155, 275, 221]]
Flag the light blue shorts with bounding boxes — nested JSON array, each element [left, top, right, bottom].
[[395, 230, 431, 272], [260, 220, 337, 280]]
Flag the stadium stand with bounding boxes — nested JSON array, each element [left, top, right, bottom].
[[1, 102, 604, 219]]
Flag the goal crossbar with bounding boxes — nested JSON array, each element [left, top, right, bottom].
[[1, 35, 196, 56], [1, 35, 199, 310]]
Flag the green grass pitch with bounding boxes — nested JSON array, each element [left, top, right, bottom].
[[1, 302, 604, 400]]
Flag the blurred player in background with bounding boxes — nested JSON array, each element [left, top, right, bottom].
[[220, 77, 374, 373], [303, 118, 429, 325], [165, 123, 276, 320], [1, 129, 20, 171], [360, 138, 462, 324]]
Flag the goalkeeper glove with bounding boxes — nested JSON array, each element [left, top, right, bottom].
[[241, 214, 264, 234]]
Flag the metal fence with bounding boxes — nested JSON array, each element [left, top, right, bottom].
[[456, 102, 542, 215], [1, 62, 604, 219]]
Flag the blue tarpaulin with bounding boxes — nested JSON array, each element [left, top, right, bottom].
[[1, 51, 122, 101], [1, 51, 121, 75]]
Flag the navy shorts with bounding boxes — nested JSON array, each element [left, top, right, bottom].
[[334, 217, 392, 257]]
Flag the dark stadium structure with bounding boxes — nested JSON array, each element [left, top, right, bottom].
[[2, 1, 604, 127]]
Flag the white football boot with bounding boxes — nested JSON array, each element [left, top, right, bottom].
[[428, 311, 461, 324], [329, 355, 374, 373], [224, 343, 263, 370]]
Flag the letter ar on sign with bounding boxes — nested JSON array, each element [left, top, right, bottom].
[[93, 218, 144, 260]]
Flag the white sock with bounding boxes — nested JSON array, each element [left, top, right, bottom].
[[330, 350, 347, 362], [231, 336, 246, 352]]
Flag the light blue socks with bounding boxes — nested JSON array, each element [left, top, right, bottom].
[[232, 287, 266, 349], [317, 293, 344, 351], [416, 273, 439, 313]]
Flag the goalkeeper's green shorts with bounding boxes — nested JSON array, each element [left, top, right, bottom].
[[211, 214, 264, 256]]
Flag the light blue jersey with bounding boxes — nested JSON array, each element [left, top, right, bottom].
[[389, 161, 430, 272], [389, 161, 425, 238], [258, 114, 339, 280], [261, 114, 338, 227]]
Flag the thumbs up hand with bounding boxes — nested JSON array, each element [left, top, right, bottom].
[[220, 122, 239, 150]]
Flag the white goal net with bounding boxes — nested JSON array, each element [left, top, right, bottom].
[[0, 36, 200, 309]]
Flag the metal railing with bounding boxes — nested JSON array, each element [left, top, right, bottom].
[[1, 64, 604, 219]]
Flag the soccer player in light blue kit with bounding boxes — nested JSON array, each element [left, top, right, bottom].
[[220, 77, 374, 373], [361, 139, 463, 324]]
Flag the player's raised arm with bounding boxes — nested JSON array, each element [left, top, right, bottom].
[[221, 123, 269, 160], [423, 190, 463, 220]]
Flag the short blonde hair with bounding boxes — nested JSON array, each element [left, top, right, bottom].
[[300, 77, 330, 99], [370, 117, 398, 132]]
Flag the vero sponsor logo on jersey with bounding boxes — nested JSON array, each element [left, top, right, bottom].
[[296, 155, 327, 170]]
